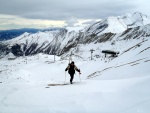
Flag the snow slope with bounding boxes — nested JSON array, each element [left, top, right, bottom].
[[0, 35, 150, 113]]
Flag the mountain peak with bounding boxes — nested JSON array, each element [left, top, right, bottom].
[[122, 12, 148, 18], [87, 12, 150, 35], [133, 11, 147, 17]]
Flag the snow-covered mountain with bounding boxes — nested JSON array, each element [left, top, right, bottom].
[[83, 12, 149, 36], [0, 30, 60, 57], [0, 12, 150, 58], [0, 27, 84, 57]]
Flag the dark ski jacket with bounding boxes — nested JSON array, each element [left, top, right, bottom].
[[65, 64, 80, 75]]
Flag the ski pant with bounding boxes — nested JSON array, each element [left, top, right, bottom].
[[70, 74, 74, 83]]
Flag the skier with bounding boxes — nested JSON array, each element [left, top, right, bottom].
[[65, 61, 81, 84]]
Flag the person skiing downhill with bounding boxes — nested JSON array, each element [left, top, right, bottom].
[[65, 61, 81, 84]]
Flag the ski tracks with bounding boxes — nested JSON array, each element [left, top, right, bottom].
[[0, 86, 18, 107]]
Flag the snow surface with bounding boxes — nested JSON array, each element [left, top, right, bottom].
[[0, 34, 150, 113]]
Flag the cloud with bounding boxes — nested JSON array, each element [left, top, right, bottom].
[[82, 20, 99, 25], [0, 0, 150, 30], [0, 14, 64, 30], [64, 17, 79, 27], [0, 0, 144, 20]]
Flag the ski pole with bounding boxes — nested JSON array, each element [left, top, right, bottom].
[[64, 71, 66, 84], [79, 73, 81, 82]]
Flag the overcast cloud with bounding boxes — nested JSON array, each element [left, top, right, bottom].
[[0, 0, 150, 29], [0, 0, 138, 20]]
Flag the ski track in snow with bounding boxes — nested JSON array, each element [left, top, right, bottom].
[[0, 50, 150, 113]]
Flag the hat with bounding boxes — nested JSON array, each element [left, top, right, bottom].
[[71, 61, 74, 64]]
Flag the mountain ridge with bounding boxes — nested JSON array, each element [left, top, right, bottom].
[[0, 12, 150, 58]]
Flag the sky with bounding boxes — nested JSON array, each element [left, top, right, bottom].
[[0, 0, 150, 30]]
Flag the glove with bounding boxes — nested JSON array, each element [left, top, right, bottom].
[[78, 69, 81, 74]]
